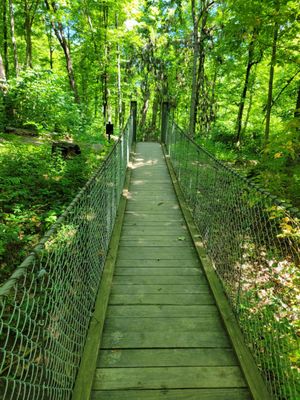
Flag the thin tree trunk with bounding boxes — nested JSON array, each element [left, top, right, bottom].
[[46, 21, 54, 69], [189, 0, 213, 137], [24, 1, 33, 68], [45, 0, 80, 103], [151, 95, 159, 130], [265, 4, 279, 145], [295, 84, 300, 119], [140, 85, 150, 132], [102, 4, 109, 123], [3, 0, 9, 78], [235, 28, 258, 146], [189, 0, 200, 137], [9, 0, 19, 75], [0, 52, 6, 81], [115, 14, 122, 129]]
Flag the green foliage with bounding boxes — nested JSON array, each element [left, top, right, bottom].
[[0, 139, 105, 280], [7, 69, 82, 135]]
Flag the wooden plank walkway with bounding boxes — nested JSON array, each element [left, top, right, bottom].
[[91, 143, 251, 400]]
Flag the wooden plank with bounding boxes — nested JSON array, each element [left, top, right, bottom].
[[126, 203, 180, 212], [124, 215, 184, 222], [111, 284, 209, 294], [117, 246, 197, 259], [101, 330, 230, 348], [93, 366, 246, 390], [113, 267, 200, 275], [107, 304, 220, 318], [112, 275, 206, 285], [91, 388, 252, 400], [122, 220, 184, 226], [162, 144, 272, 400], [103, 317, 223, 333], [109, 293, 214, 305], [128, 191, 176, 198], [72, 153, 133, 400], [121, 227, 188, 236], [120, 234, 189, 240], [98, 348, 238, 367], [119, 239, 190, 247], [115, 259, 199, 267]]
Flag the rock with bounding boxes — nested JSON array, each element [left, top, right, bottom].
[[52, 141, 81, 158]]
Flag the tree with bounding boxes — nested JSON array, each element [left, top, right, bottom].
[[9, 0, 19, 75], [189, 0, 214, 137], [44, 0, 80, 103], [24, 0, 40, 68], [264, 0, 280, 145]]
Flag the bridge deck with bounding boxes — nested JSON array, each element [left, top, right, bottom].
[[91, 143, 251, 400]]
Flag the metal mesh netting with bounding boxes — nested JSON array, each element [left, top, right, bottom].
[[166, 122, 300, 400], [0, 118, 133, 400]]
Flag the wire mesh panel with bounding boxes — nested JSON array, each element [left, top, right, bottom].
[[166, 122, 300, 400], [0, 118, 133, 400]]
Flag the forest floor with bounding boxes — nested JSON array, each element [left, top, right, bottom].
[[0, 131, 111, 283]]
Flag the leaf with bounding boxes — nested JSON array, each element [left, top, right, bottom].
[[177, 236, 186, 241]]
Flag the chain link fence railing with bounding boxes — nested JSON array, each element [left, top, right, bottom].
[[166, 121, 300, 400], [0, 117, 133, 400]]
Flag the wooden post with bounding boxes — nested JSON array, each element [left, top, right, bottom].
[[161, 101, 169, 144], [131, 101, 137, 142]]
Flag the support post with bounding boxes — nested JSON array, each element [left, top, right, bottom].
[[130, 101, 137, 142], [161, 101, 169, 144]]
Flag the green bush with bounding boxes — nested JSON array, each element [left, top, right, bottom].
[[6, 69, 81, 135]]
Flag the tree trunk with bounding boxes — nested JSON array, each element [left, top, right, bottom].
[[235, 28, 258, 146], [189, 0, 200, 137], [102, 4, 109, 123], [3, 0, 9, 78], [115, 14, 122, 129], [151, 95, 159, 131], [45, 0, 80, 103], [265, 5, 279, 145], [0, 52, 6, 81], [140, 84, 150, 133], [242, 69, 256, 137], [24, 1, 33, 68], [295, 84, 300, 119], [189, 0, 213, 137], [9, 0, 19, 75]]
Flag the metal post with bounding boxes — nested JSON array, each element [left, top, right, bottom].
[[161, 101, 169, 144], [130, 101, 137, 142]]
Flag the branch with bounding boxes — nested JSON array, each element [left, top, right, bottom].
[[272, 69, 300, 107], [262, 69, 300, 116]]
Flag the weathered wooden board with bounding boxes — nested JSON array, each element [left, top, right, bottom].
[[121, 227, 188, 236], [119, 239, 190, 247], [115, 259, 199, 267], [101, 330, 230, 348], [93, 366, 246, 390], [103, 317, 223, 333], [106, 304, 220, 318], [109, 293, 214, 305], [113, 267, 200, 275], [117, 246, 197, 259], [126, 203, 180, 212], [91, 389, 252, 400], [112, 275, 206, 285], [111, 284, 209, 294], [98, 348, 237, 368]]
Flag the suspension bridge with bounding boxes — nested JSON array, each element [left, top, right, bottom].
[[0, 102, 299, 400]]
